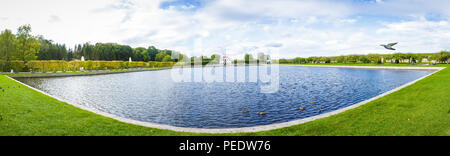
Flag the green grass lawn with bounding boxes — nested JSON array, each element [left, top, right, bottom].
[[0, 64, 449, 136]]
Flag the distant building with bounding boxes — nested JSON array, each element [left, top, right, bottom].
[[220, 56, 232, 65], [264, 55, 271, 64], [421, 58, 437, 63]]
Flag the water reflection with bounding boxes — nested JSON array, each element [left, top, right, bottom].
[[16, 66, 434, 128]]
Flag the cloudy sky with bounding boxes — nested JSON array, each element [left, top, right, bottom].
[[1, 0, 450, 58]]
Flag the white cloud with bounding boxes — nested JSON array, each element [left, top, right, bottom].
[[376, 20, 450, 52], [202, 0, 353, 21], [1, 0, 450, 58], [356, 0, 450, 18]]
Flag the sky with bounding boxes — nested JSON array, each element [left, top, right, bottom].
[[1, 0, 450, 59]]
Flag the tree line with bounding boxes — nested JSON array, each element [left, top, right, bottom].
[[0, 25, 186, 64], [1, 25, 266, 72], [279, 52, 450, 64], [0, 25, 40, 63], [2, 25, 449, 72], [51, 42, 184, 62]]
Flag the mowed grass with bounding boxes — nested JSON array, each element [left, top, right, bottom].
[[257, 65, 450, 136], [0, 64, 449, 136], [0, 75, 194, 136]]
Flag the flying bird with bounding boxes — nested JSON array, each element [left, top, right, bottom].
[[380, 42, 398, 50]]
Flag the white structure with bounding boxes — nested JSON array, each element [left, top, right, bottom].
[[10, 69, 14, 73], [129, 57, 132, 62], [80, 56, 85, 71], [265, 55, 272, 64], [220, 56, 232, 65], [421, 58, 437, 63]]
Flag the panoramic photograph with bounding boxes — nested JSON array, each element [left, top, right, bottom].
[[0, 0, 449, 150]]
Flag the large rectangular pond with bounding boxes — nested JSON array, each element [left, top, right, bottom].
[[15, 66, 435, 128]]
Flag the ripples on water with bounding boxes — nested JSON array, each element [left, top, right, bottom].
[[16, 66, 434, 128]]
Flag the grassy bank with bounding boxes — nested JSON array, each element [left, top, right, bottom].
[[0, 74, 194, 136], [258, 64, 449, 136], [0, 64, 449, 136]]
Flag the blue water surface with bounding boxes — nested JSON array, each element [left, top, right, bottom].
[[15, 66, 434, 128]]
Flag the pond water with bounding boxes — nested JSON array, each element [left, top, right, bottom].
[[15, 66, 434, 128]]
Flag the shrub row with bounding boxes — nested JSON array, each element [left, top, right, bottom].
[[0, 60, 26, 72], [0, 60, 182, 73]]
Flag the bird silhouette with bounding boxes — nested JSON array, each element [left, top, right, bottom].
[[380, 42, 398, 50]]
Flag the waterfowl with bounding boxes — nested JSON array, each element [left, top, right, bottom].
[[243, 110, 249, 113], [318, 109, 322, 113], [310, 101, 317, 104], [299, 107, 306, 111], [258, 112, 266, 115]]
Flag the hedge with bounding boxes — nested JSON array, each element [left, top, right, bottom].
[[27, 60, 68, 72], [0, 60, 26, 72], [0, 60, 181, 73]]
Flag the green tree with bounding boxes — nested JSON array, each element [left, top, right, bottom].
[[155, 51, 168, 62], [244, 53, 253, 64], [162, 55, 172, 62], [319, 57, 331, 63], [279, 59, 290, 64], [147, 46, 158, 61], [210, 54, 221, 64], [0, 29, 17, 61], [293, 57, 306, 64], [392, 53, 403, 63], [336, 56, 345, 63], [37, 37, 68, 60], [16, 25, 41, 63], [435, 51, 449, 64], [141, 48, 151, 62], [178, 54, 186, 62], [168, 51, 184, 62], [133, 47, 147, 61]]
